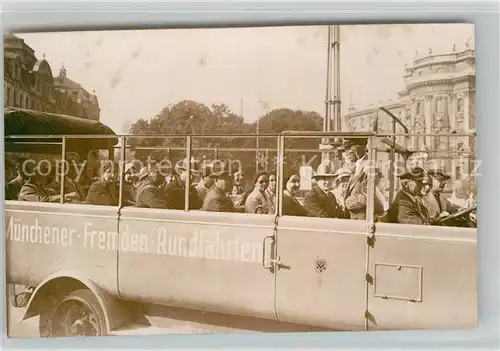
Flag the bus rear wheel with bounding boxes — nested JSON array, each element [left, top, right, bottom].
[[39, 289, 107, 338]]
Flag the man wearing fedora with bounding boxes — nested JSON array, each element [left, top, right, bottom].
[[135, 163, 170, 208], [343, 137, 385, 220], [303, 162, 343, 218], [164, 158, 203, 210], [203, 160, 245, 213], [387, 167, 432, 225], [423, 168, 461, 223]]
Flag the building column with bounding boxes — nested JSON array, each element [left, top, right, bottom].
[[463, 91, 470, 132], [411, 100, 418, 149], [425, 94, 433, 148]]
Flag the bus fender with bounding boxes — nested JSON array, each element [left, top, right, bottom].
[[20, 271, 131, 332]]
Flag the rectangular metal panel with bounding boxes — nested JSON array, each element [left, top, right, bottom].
[[373, 263, 422, 302], [367, 223, 477, 331], [275, 216, 367, 330], [5, 202, 120, 294], [118, 208, 276, 320]]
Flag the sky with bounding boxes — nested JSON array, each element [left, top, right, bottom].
[[16, 23, 474, 134]]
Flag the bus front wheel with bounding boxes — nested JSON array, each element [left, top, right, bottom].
[[39, 289, 107, 338]]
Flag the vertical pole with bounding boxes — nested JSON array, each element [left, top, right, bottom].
[[332, 24, 341, 133], [60, 136, 66, 204], [277, 135, 285, 218], [118, 136, 126, 209], [324, 25, 332, 135], [389, 120, 396, 203], [185, 136, 192, 212], [321, 25, 333, 163], [256, 118, 260, 172]]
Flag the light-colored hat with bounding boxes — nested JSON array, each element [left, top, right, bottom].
[[312, 162, 336, 179], [333, 167, 352, 181]]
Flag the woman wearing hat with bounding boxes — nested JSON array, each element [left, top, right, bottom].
[[282, 172, 308, 217], [331, 167, 352, 219], [303, 162, 342, 218], [244, 171, 272, 214]]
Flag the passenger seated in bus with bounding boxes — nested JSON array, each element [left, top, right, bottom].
[[232, 170, 245, 195], [202, 160, 245, 213], [343, 137, 384, 220], [282, 172, 308, 217], [423, 169, 461, 223], [45, 163, 85, 202], [18, 163, 78, 203], [265, 173, 277, 214], [387, 167, 432, 225], [331, 167, 352, 219], [342, 149, 357, 173], [244, 171, 272, 214], [163, 159, 203, 210], [303, 163, 343, 218], [135, 165, 169, 208], [5, 157, 28, 201], [195, 165, 215, 201], [420, 174, 432, 196], [122, 162, 139, 206], [86, 160, 119, 206]]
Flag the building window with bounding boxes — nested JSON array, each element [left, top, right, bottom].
[[25, 96, 29, 109], [20, 93, 24, 108], [455, 166, 462, 180]]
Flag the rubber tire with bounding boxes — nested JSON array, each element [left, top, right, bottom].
[[39, 289, 108, 338]]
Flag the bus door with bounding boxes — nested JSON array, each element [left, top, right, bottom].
[[272, 134, 368, 331]]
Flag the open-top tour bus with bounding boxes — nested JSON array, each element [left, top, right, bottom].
[[4, 107, 477, 337]]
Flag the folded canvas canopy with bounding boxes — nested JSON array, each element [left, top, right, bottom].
[[4, 107, 118, 154]]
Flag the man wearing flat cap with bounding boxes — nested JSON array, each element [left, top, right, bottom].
[[163, 158, 203, 210], [202, 160, 245, 213], [387, 167, 432, 225], [423, 168, 461, 223], [343, 137, 385, 220]]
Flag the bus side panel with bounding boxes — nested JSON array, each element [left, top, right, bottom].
[[275, 217, 367, 331], [118, 208, 276, 319], [368, 223, 477, 330], [5, 202, 119, 295]]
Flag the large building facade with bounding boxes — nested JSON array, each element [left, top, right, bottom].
[[3, 33, 100, 120], [344, 43, 476, 194]]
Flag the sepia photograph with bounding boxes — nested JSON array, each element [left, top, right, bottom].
[[3, 23, 477, 338]]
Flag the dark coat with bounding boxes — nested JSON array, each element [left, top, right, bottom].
[[203, 186, 242, 212], [123, 184, 136, 206], [5, 176, 25, 201], [387, 190, 431, 225], [86, 180, 119, 206], [135, 179, 169, 209], [18, 183, 61, 203], [303, 185, 342, 218], [423, 191, 461, 220], [282, 192, 308, 217], [163, 177, 203, 210]]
